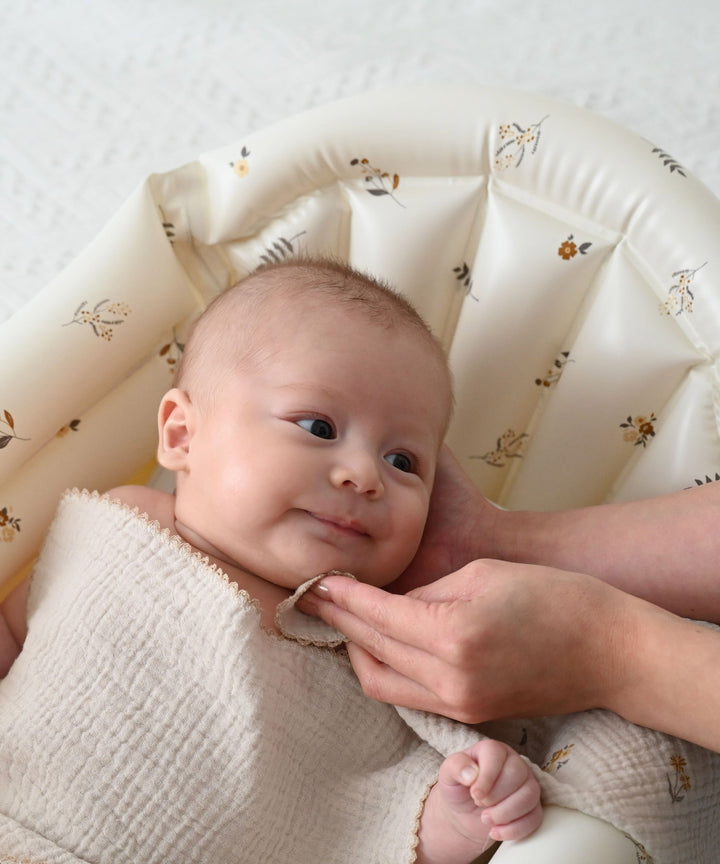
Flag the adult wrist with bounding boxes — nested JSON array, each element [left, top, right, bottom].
[[595, 593, 705, 742], [482, 505, 553, 566]]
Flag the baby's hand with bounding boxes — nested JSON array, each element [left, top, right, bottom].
[[438, 739, 542, 846]]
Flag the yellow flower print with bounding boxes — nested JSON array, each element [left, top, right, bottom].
[[660, 263, 706, 316], [64, 299, 131, 342], [495, 153, 515, 171], [229, 146, 251, 178], [494, 115, 549, 169], [542, 744, 574, 773]]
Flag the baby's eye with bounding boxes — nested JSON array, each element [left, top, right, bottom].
[[385, 452, 416, 474], [295, 417, 336, 439]]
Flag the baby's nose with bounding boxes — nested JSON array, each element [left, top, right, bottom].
[[329, 453, 384, 498]]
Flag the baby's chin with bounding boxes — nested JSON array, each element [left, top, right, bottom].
[[248, 547, 411, 591], [266, 565, 397, 593]]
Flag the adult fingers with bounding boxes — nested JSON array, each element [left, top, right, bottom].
[[345, 642, 455, 716], [299, 574, 444, 648], [299, 570, 495, 721]]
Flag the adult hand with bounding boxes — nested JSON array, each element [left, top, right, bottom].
[[390, 446, 502, 594], [299, 560, 633, 724]]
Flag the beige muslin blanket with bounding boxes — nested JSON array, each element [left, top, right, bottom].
[[1, 490, 719, 863]]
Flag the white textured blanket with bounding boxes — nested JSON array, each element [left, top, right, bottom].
[[1, 491, 719, 863]]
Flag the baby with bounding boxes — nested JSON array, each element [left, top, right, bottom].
[[0, 259, 541, 863]]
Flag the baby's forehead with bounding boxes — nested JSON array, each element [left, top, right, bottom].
[[253, 299, 439, 365], [190, 274, 453, 409]]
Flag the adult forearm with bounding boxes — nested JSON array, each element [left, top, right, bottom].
[[488, 483, 720, 621], [607, 596, 720, 752]]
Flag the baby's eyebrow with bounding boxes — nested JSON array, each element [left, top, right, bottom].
[[275, 382, 342, 400]]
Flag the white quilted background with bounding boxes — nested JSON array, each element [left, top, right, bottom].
[[2, 0, 719, 325]]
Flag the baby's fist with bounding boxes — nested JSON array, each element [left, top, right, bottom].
[[441, 738, 542, 843]]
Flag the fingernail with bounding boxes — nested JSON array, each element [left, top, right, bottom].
[[459, 766, 477, 785], [310, 582, 330, 596]]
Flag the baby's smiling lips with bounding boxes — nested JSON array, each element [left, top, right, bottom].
[[308, 512, 370, 537]]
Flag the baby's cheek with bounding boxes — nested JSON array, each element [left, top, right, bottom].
[[396, 500, 429, 562]]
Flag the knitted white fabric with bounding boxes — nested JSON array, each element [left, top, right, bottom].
[[0, 492, 441, 863], [1, 490, 719, 863]]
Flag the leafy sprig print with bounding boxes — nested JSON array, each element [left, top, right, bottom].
[[0, 410, 29, 450], [350, 158, 404, 207]]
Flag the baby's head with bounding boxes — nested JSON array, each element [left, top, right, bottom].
[[158, 258, 453, 589]]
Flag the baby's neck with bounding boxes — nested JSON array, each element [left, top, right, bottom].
[[174, 518, 292, 634]]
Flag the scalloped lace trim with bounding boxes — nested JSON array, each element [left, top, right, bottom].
[[62, 488, 350, 647], [63, 487, 263, 617]]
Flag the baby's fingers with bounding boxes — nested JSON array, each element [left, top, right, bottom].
[[482, 790, 542, 840], [436, 752, 483, 808], [464, 739, 524, 805], [482, 781, 543, 842]]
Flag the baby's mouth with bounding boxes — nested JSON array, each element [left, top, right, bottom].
[[308, 512, 370, 537]]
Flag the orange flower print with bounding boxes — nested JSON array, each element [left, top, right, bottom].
[[668, 754, 691, 802], [558, 239, 577, 260], [0, 506, 21, 542], [620, 413, 657, 447], [558, 234, 592, 260]]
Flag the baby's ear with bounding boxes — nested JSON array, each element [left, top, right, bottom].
[[157, 388, 194, 471]]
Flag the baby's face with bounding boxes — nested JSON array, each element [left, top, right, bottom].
[[173, 302, 450, 590]]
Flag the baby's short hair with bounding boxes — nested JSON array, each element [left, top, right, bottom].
[[176, 257, 452, 417]]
